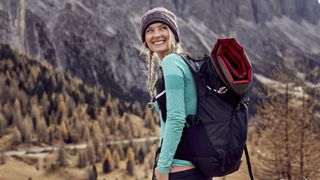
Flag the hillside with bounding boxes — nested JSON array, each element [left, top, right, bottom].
[[0, 44, 160, 179], [0, 43, 159, 145]]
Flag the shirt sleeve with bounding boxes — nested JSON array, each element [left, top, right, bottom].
[[157, 54, 187, 174]]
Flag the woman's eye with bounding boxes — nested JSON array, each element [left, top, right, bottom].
[[160, 26, 167, 30], [146, 29, 153, 33]]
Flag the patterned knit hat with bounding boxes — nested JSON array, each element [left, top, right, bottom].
[[140, 7, 180, 43]]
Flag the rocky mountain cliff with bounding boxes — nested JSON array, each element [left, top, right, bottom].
[[1, 0, 319, 102]]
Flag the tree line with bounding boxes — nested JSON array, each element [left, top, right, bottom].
[[251, 68, 320, 179]]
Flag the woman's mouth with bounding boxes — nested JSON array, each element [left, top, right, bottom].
[[153, 40, 165, 45]]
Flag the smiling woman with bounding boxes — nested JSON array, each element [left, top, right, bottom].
[[139, 7, 211, 180]]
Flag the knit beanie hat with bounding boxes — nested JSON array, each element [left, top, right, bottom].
[[140, 7, 180, 43]]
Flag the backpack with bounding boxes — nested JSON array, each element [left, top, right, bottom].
[[152, 53, 254, 179]]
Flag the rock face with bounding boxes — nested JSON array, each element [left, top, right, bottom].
[[0, 0, 319, 102]]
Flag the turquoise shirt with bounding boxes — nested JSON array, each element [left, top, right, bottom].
[[156, 53, 197, 174]]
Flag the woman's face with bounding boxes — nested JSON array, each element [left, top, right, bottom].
[[145, 23, 172, 59]]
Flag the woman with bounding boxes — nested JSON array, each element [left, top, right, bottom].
[[140, 7, 211, 180]]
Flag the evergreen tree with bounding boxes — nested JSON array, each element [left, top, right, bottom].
[[0, 152, 5, 165], [0, 113, 6, 137], [102, 148, 114, 173], [126, 147, 135, 176], [36, 117, 48, 143], [12, 126, 22, 144], [126, 158, 135, 176], [77, 151, 88, 168], [87, 140, 96, 164], [88, 165, 97, 180], [18, 116, 32, 144], [57, 143, 67, 167], [112, 150, 120, 169], [137, 147, 145, 164]]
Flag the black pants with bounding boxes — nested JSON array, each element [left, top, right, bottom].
[[169, 168, 211, 180]]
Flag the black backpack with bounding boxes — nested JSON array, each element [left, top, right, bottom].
[[152, 53, 254, 179]]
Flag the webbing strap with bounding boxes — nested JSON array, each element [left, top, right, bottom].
[[244, 144, 255, 180], [151, 147, 160, 180], [152, 139, 163, 180]]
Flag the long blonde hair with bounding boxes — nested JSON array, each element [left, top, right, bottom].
[[142, 30, 184, 99]]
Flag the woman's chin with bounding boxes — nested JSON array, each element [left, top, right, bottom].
[[153, 47, 170, 54]]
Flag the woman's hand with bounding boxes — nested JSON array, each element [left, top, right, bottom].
[[155, 168, 169, 180]]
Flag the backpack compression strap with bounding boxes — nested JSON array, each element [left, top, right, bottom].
[[244, 144, 255, 180], [152, 139, 163, 180], [151, 146, 160, 180]]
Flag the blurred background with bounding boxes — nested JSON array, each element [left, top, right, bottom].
[[0, 0, 319, 179]]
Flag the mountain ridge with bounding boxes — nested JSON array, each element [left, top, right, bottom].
[[0, 0, 319, 102]]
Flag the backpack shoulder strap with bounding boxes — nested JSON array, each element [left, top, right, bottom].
[[176, 53, 229, 96], [175, 53, 205, 73]]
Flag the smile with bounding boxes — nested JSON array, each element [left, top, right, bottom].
[[153, 40, 165, 45]]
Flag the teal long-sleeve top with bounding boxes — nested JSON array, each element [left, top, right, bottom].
[[155, 53, 197, 174]]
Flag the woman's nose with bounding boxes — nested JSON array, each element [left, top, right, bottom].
[[153, 29, 161, 37]]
